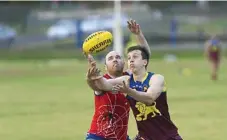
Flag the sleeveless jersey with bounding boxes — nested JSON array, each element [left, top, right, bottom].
[[208, 39, 220, 61], [127, 72, 180, 140], [88, 73, 130, 140]]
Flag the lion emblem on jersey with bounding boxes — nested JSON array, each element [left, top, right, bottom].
[[135, 102, 161, 121]]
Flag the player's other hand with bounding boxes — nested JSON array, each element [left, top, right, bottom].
[[112, 81, 130, 93], [127, 19, 141, 35]]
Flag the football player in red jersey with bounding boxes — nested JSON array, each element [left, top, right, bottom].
[[85, 19, 151, 140]]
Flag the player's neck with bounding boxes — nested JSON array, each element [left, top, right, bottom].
[[133, 68, 147, 82], [108, 72, 122, 78]]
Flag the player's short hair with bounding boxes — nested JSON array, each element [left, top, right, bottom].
[[127, 45, 150, 68]]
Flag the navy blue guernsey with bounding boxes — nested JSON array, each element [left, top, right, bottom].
[[126, 72, 180, 140]]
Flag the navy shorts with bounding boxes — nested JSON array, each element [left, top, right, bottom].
[[86, 133, 131, 140]]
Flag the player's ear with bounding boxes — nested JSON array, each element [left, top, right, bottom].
[[143, 59, 148, 66]]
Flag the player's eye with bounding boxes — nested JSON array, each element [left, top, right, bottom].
[[116, 55, 121, 59], [108, 56, 113, 61]]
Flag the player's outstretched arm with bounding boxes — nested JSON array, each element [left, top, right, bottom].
[[85, 54, 130, 92], [94, 75, 130, 92], [127, 19, 151, 55], [113, 74, 165, 105]]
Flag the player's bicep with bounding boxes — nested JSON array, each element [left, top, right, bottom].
[[147, 74, 165, 101]]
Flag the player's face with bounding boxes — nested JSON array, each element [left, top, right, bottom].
[[105, 51, 124, 74], [127, 50, 147, 73]]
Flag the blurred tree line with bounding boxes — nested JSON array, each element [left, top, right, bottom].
[[0, 1, 227, 33]]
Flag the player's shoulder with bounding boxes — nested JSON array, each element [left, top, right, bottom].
[[149, 73, 167, 92], [150, 73, 165, 84], [151, 73, 165, 79]]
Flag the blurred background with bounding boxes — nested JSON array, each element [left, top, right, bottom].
[[0, 1, 226, 140]]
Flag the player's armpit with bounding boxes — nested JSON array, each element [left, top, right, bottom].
[[94, 75, 130, 92], [146, 74, 165, 103]]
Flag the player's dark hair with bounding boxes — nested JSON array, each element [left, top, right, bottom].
[[127, 45, 150, 68]]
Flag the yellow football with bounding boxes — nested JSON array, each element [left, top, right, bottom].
[[83, 31, 113, 54]]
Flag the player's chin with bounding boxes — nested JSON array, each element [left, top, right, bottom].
[[114, 67, 123, 73], [111, 65, 122, 71], [129, 67, 136, 73]]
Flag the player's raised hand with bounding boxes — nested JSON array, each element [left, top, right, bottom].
[[86, 66, 102, 81], [86, 54, 102, 81], [127, 19, 141, 35], [87, 54, 96, 67]]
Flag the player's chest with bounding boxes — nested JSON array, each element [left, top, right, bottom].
[[130, 82, 149, 92], [96, 93, 129, 105]]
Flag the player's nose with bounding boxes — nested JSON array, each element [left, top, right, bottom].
[[113, 58, 118, 62], [129, 59, 134, 63]]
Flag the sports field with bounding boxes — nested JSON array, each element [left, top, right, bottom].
[[0, 58, 226, 140]]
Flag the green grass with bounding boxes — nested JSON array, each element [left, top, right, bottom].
[[0, 58, 227, 140]]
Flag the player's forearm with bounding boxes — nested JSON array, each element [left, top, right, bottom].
[[127, 89, 154, 105], [87, 79, 101, 91], [94, 78, 114, 91], [135, 32, 151, 55]]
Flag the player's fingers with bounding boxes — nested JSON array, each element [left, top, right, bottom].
[[130, 20, 134, 27], [92, 67, 98, 76], [94, 68, 100, 76], [136, 24, 140, 30], [89, 67, 96, 76], [96, 68, 101, 74], [90, 61, 96, 67], [130, 18, 133, 23], [129, 19, 134, 26], [91, 75, 102, 80], [123, 81, 127, 87], [87, 68, 92, 78], [132, 20, 137, 26], [127, 23, 132, 30], [87, 54, 95, 62], [130, 19, 135, 26], [127, 24, 131, 30], [88, 67, 94, 76], [114, 84, 123, 90], [112, 86, 119, 92], [87, 56, 93, 64], [122, 80, 125, 85], [127, 21, 131, 26]]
